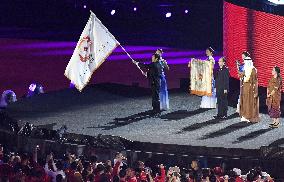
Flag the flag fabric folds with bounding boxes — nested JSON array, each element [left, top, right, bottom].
[[65, 11, 119, 91], [190, 59, 213, 96]]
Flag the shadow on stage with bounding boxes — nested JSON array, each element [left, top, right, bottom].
[[233, 128, 274, 144], [92, 108, 212, 131], [176, 113, 239, 134], [90, 110, 158, 130], [160, 108, 211, 121], [200, 120, 256, 140], [269, 138, 284, 147]]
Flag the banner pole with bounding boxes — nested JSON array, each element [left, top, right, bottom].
[[119, 44, 147, 77]]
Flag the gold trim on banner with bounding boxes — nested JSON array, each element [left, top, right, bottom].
[[189, 59, 213, 96]]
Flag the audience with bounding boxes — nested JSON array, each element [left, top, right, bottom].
[[0, 144, 276, 182], [26, 83, 44, 98], [0, 90, 17, 109]]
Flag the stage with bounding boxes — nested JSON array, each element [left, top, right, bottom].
[[5, 83, 284, 154], [1, 35, 284, 160]]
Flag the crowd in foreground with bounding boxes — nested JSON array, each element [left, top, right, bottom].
[[0, 145, 276, 182]]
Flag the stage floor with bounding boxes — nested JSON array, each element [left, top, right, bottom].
[[5, 83, 284, 150]]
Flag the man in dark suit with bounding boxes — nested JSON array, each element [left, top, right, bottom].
[[133, 53, 163, 113], [214, 57, 229, 119]]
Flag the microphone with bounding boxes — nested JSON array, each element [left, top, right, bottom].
[[235, 60, 240, 66]]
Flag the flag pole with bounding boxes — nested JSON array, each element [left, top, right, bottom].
[[119, 44, 147, 77], [90, 10, 146, 77]]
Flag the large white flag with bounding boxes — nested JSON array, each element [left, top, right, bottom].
[[65, 11, 119, 91]]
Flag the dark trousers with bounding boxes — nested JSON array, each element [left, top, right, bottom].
[[217, 91, 228, 116], [151, 79, 161, 112]]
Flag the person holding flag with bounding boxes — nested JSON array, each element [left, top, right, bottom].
[[132, 53, 163, 114]]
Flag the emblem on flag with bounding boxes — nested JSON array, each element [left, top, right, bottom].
[[78, 36, 92, 62]]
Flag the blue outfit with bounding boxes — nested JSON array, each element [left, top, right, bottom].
[[237, 64, 244, 111], [159, 60, 169, 110], [212, 79, 216, 97], [239, 64, 244, 72]]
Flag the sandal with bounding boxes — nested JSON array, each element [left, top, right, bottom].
[[269, 123, 280, 128]]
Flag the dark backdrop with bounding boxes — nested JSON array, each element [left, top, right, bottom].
[[0, 0, 223, 50]]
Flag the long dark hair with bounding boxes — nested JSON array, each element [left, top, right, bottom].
[[207, 47, 215, 55], [221, 56, 226, 64], [153, 53, 160, 61], [274, 66, 282, 85]]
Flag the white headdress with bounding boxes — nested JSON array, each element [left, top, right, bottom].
[[243, 57, 256, 82]]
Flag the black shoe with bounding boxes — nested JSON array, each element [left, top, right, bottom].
[[213, 115, 221, 119], [151, 110, 161, 117], [154, 113, 161, 117], [152, 109, 161, 114], [221, 115, 228, 119]]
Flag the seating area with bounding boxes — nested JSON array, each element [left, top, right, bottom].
[[0, 143, 276, 182]]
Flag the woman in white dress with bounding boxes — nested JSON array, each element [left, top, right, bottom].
[[200, 47, 217, 108]]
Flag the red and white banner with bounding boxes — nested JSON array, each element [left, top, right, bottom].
[[65, 11, 119, 91], [190, 59, 213, 96]]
